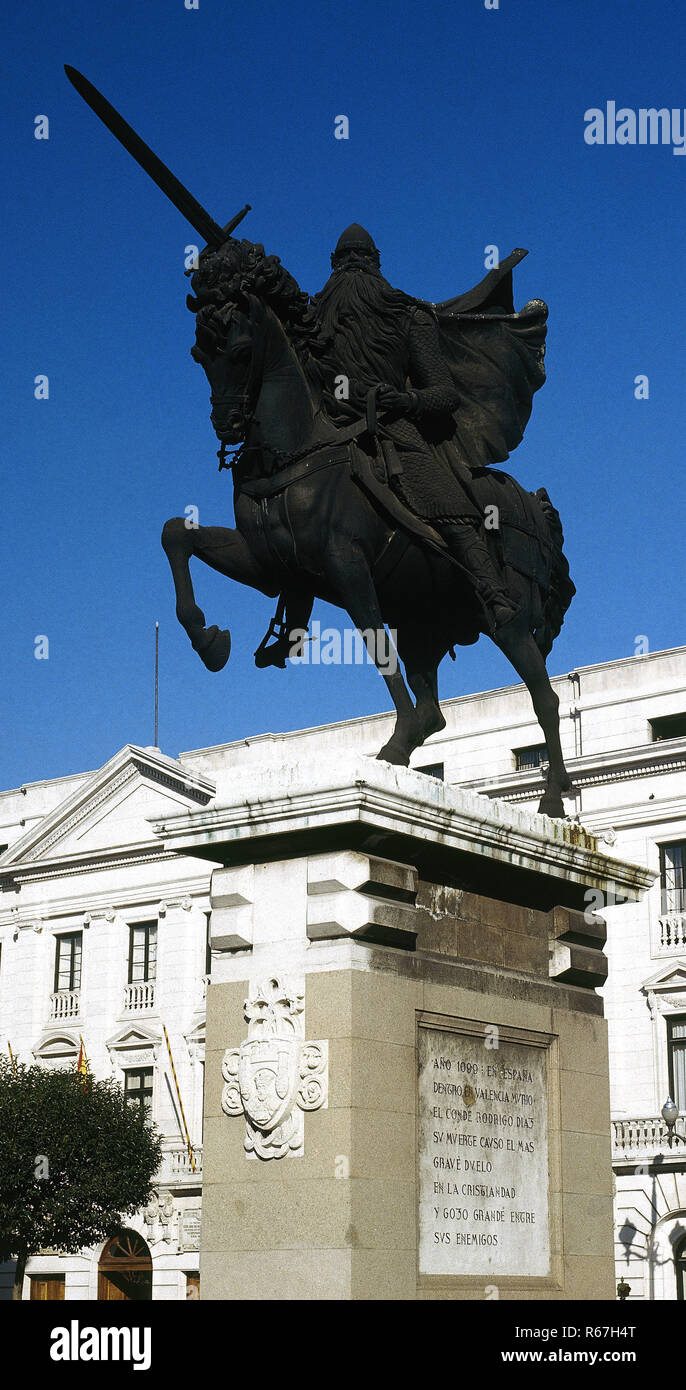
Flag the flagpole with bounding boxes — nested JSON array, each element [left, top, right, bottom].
[[154, 621, 159, 748], [8, 1042, 16, 1072], [162, 1024, 196, 1173]]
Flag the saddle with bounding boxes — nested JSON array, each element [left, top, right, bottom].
[[237, 384, 452, 562]]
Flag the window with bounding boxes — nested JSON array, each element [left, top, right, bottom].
[[650, 713, 686, 742], [54, 932, 82, 992], [124, 1067, 154, 1119], [676, 1234, 686, 1302], [514, 743, 548, 772], [668, 1016, 686, 1112], [205, 913, 212, 980], [660, 842, 686, 915], [30, 1275, 65, 1300], [128, 923, 157, 984], [415, 762, 444, 780]]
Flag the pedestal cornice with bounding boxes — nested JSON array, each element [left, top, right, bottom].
[[150, 755, 653, 913]]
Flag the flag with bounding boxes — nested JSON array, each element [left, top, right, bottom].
[[162, 1024, 196, 1173], [76, 1036, 90, 1082]]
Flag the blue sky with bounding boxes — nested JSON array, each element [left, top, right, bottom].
[[2, 0, 685, 788]]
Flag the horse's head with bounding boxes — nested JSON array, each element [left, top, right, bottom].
[[186, 241, 260, 443], [192, 299, 260, 445], [187, 237, 310, 447]]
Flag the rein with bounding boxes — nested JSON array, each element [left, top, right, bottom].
[[219, 379, 384, 484]]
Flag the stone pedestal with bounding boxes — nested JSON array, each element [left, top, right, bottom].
[[153, 756, 652, 1301]]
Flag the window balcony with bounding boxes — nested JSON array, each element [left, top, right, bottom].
[[49, 989, 81, 1021], [654, 912, 686, 956], [612, 1115, 672, 1162], [123, 980, 156, 1012], [159, 1143, 203, 1185]]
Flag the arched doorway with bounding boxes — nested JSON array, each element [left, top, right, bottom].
[[676, 1235, 686, 1301], [98, 1230, 152, 1301]]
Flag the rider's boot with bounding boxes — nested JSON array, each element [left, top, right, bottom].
[[439, 520, 520, 636]]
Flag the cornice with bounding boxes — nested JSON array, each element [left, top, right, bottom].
[[150, 754, 654, 905], [0, 845, 177, 891], [464, 740, 686, 805], [0, 873, 211, 930], [130, 758, 213, 806]]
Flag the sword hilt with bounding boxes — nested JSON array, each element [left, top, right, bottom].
[[221, 204, 251, 240]]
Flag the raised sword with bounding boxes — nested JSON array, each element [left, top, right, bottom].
[[64, 65, 250, 249]]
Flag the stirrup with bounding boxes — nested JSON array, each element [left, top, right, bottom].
[[254, 639, 288, 670], [254, 596, 287, 667]]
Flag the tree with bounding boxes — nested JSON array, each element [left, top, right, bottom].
[[0, 1058, 163, 1299]]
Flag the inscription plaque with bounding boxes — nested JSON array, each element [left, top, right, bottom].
[[418, 1021, 551, 1278], [179, 1208, 202, 1252]]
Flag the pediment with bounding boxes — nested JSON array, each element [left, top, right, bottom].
[[643, 960, 686, 992], [0, 745, 214, 871], [34, 1031, 80, 1059], [185, 1019, 205, 1048], [106, 1022, 162, 1053]]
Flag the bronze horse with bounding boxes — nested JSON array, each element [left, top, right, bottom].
[[162, 287, 576, 818], [60, 69, 576, 817]]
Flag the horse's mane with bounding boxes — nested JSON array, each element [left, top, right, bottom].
[[187, 236, 326, 408], [187, 238, 313, 354]]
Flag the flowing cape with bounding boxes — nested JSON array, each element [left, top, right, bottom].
[[415, 248, 548, 477]]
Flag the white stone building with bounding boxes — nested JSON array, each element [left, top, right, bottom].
[[0, 746, 213, 1300], [1, 644, 684, 1299]]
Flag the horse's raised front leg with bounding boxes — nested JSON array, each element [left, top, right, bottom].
[[161, 518, 232, 670], [161, 517, 275, 672]]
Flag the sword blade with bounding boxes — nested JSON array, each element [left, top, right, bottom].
[[65, 65, 226, 249]]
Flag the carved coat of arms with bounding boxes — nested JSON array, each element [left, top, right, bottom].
[[221, 976, 327, 1159]]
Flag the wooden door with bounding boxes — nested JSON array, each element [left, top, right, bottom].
[[30, 1275, 65, 1300], [98, 1230, 152, 1301]]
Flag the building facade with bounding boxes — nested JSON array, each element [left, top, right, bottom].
[[0, 746, 213, 1300], [1, 645, 684, 1299]]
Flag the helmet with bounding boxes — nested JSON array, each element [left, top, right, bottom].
[[331, 223, 381, 269]]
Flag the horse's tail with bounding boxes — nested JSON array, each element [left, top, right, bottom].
[[533, 488, 575, 659]]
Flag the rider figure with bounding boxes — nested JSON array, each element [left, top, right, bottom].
[[256, 223, 518, 668]]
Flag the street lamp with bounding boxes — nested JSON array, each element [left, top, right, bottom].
[[661, 1097, 685, 1148]]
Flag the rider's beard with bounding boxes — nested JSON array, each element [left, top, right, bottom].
[[309, 268, 412, 394]]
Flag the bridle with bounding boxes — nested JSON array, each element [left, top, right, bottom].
[[213, 295, 268, 470]]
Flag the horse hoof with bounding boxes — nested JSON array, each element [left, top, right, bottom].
[[197, 626, 231, 672], [418, 707, 446, 740], [376, 740, 410, 767]]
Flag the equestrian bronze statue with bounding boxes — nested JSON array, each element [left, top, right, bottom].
[[66, 67, 576, 818]]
